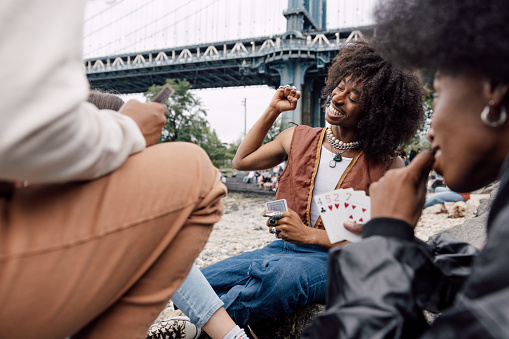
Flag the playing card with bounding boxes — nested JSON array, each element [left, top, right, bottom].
[[265, 199, 288, 212], [151, 84, 174, 103], [340, 190, 371, 226], [313, 192, 337, 232], [314, 188, 368, 243], [319, 189, 351, 227]]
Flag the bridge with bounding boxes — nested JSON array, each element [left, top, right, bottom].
[[84, 0, 375, 127]]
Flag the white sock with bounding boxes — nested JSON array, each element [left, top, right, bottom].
[[223, 325, 247, 339]]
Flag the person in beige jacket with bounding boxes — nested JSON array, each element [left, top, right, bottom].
[[0, 1, 227, 338]]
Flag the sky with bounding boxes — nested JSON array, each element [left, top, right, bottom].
[[83, 0, 377, 143], [122, 86, 276, 144]]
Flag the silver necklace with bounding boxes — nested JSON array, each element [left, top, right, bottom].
[[326, 126, 360, 150], [329, 143, 347, 168]]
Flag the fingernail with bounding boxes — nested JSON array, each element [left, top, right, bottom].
[[288, 96, 293, 100], [343, 221, 353, 228]]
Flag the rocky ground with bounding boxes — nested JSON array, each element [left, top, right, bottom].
[[155, 190, 493, 337], [195, 192, 490, 269]]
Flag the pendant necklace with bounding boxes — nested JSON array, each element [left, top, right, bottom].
[[329, 144, 347, 168], [326, 126, 361, 168]]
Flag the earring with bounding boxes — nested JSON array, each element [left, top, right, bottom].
[[481, 100, 507, 127]]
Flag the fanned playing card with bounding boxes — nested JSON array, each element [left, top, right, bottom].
[[314, 188, 370, 243]]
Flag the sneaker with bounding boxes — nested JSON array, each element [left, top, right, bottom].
[[147, 310, 201, 339]]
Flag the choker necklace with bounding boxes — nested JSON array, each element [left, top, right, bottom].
[[326, 126, 360, 150]]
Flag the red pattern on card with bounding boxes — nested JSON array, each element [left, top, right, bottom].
[[335, 203, 339, 209], [328, 205, 333, 211], [344, 203, 349, 208]]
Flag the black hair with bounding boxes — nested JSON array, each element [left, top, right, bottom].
[[323, 41, 425, 162], [373, 0, 509, 83]]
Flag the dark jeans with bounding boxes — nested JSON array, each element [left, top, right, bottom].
[[202, 240, 328, 326]]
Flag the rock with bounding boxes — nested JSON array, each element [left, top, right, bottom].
[[449, 201, 467, 218], [476, 185, 498, 216], [442, 214, 488, 249], [473, 181, 499, 194], [439, 187, 497, 249], [230, 203, 239, 212], [423, 203, 448, 214]]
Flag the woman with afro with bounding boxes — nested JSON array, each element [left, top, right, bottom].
[[150, 40, 425, 338], [194, 40, 426, 329]]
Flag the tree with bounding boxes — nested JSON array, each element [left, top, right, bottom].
[[407, 85, 434, 151], [145, 79, 207, 143], [144, 79, 227, 164], [264, 116, 284, 144], [199, 127, 228, 167], [225, 138, 241, 160]]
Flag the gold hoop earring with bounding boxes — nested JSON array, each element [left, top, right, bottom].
[[481, 100, 507, 127]]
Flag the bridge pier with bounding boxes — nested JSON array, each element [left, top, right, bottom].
[[270, 59, 326, 128], [301, 78, 325, 127], [270, 59, 325, 128]]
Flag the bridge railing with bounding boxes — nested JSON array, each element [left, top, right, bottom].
[[84, 30, 366, 73]]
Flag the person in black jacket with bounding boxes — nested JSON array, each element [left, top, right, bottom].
[[302, 0, 509, 338]]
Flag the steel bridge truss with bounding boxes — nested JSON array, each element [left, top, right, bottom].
[[85, 27, 372, 126], [86, 28, 368, 92]]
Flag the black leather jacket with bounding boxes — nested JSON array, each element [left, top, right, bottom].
[[302, 158, 509, 339]]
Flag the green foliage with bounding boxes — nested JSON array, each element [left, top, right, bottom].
[[407, 84, 433, 151], [144, 79, 228, 163], [145, 79, 206, 143], [264, 116, 283, 144], [225, 138, 241, 159]]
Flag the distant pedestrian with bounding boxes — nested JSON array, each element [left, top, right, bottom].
[[408, 146, 417, 162]]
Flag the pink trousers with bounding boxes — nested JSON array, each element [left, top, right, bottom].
[[0, 142, 227, 339]]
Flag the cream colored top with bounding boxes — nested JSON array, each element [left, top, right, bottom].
[[0, 0, 145, 183], [309, 146, 353, 226]]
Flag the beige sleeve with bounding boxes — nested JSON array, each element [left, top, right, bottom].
[[0, 0, 146, 183]]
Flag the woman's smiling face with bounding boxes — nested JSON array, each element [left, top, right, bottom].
[[325, 75, 364, 128], [429, 72, 509, 192]]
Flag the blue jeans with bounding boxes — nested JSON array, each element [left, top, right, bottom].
[[172, 264, 224, 328], [424, 187, 466, 209], [202, 240, 328, 326]]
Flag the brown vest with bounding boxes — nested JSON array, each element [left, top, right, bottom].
[[275, 125, 388, 229]]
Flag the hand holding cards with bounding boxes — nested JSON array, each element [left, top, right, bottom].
[[265, 199, 288, 212], [314, 189, 371, 243], [151, 84, 174, 103], [264, 199, 287, 237]]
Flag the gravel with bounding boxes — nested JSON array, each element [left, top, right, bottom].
[[195, 192, 490, 269]]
